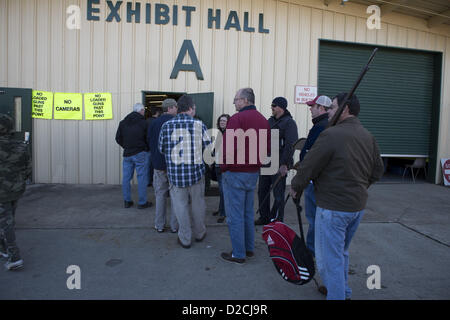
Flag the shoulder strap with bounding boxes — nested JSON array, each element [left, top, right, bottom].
[[285, 194, 306, 242]]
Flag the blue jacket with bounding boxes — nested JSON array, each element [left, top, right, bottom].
[[147, 114, 174, 170], [300, 113, 328, 162]]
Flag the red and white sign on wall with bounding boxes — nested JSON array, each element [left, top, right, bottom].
[[441, 158, 450, 186], [294, 85, 317, 104]]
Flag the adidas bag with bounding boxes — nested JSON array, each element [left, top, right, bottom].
[[261, 201, 315, 285]]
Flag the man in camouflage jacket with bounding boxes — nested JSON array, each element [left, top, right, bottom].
[[0, 114, 31, 270]]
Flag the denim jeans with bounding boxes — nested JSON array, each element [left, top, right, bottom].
[[215, 166, 225, 217], [257, 174, 287, 222], [304, 183, 316, 256], [222, 171, 259, 259], [148, 152, 154, 186], [315, 207, 364, 300], [122, 151, 149, 205]]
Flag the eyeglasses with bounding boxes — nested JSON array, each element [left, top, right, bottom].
[[233, 97, 244, 103]]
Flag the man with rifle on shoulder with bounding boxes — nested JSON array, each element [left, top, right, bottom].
[[289, 92, 384, 300]]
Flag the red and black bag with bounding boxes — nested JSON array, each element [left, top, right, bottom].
[[262, 197, 315, 285]]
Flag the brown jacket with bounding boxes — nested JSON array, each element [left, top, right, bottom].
[[291, 116, 384, 212]]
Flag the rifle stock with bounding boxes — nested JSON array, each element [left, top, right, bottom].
[[328, 48, 378, 127]]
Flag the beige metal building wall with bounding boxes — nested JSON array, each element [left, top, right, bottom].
[[0, 0, 449, 184]]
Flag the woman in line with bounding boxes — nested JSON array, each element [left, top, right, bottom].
[[213, 114, 230, 223]]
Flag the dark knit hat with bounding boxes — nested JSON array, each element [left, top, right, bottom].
[[271, 97, 288, 109]]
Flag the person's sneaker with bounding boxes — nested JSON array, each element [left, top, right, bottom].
[[0, 240, 8, 259], [137, 201, 153, 209], [170, 229, 178, 233], [5, 258, 23, 271], [0, 250, 8, 259], [217, 216, 225, 223], [195, 233, 206, 242], [221, 252, 245, 264], [154, 226, 164, 233], [177, 238, 191, 249], [124, 201, 134, 208], [254, 218, 268, 225], [246, 251, 254, 258]]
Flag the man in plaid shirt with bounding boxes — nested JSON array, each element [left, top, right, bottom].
[[158, 94, 211, 248]]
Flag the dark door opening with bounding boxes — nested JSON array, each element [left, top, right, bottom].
[[142, 91, 214, 129], [0, 87, 33, 181], [142, 90, 217, 195]]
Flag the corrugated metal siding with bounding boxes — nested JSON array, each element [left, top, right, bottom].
[[0, 0, 449, 184]]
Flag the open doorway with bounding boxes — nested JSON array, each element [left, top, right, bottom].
[[142, 91, 214, 129], [142, 91, 185, 121], [141, 90, 217, 195]]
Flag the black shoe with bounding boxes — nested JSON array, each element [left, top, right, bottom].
[[137, 201, 152, 209], [195, 233, 206, 242], [124, 201, 134, 208], [318, 285, 328, 296], [177, 238, 191, 249], [217, 216, 225, 223], [254, 218, 268, 225], [212, 211, 219, 216], [221, 252, 245, 264], [246, 251, 254, 258]]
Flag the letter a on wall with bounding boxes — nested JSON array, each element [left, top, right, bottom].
[[170, 40, 204, 80]]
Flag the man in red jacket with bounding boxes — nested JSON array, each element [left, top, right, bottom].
[[220, 88, 271, 264]]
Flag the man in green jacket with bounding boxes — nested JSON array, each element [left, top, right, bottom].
[[0, 114, 32, 270], [290, 93, 384, 300]]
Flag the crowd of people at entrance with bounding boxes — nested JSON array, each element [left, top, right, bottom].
[[112, 87, 383, 300], [1, 87, 383, 300]]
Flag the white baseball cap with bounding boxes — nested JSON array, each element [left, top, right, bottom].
[[306, 95, 332, 108]]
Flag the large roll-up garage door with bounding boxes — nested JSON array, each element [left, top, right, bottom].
[[318, 40, 441, 158]]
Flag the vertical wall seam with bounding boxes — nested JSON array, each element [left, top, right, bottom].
[[62, 0, 66, 183], [236, 0, 241, 89], [19, 0, 23, 86], [271, 0, 277, 97], [104, 0, 108, 183], [48, 0, 52, 183], [5, 0, 8, 86], [34, 0, 37, 89], [283, 2, 290, 98], [259, 0, 265, 108]]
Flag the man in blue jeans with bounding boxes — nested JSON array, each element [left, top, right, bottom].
[[220, 88, 270, 264], [290, 93, 384, 299], [115, 103, 152, 209], [300, 95, 332, 256]]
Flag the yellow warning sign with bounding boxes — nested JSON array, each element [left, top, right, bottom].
[[84, 93, 113, 120], [32, 90, 53, 119], [54, 93, 83, 120]]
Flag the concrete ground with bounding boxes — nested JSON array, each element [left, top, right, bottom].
[[0, 180, 449, 300]]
